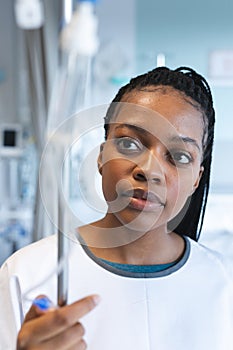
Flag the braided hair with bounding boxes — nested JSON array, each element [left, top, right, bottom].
[[104, 67, 215, 241]]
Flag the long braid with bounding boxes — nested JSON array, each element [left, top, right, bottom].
[[104, 66, 215, 241]]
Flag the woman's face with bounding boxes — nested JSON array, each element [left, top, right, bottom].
[[98, 88, 205, 232]]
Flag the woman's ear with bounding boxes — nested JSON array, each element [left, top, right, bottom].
[[191, 166, 204, 195], [97, 142, 105, 175]]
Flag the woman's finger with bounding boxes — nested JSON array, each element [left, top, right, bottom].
[[17, 294, 100, 348], [24, 295, 54, 322]]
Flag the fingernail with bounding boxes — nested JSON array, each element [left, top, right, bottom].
[[92, 295, 101, 306], [33, 297, 54, 311]]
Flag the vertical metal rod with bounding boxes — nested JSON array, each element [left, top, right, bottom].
[[57, 146, 70, 306], [23, 28, 49, 242], [56, 0, 75, 307], [57, 226, 68, 306]]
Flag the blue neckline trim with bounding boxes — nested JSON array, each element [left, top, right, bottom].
[[81, 236, 191, 278], [99, 258, 177, 273]]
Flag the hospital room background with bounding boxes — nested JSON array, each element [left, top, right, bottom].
[[0, 0, 233, 266]]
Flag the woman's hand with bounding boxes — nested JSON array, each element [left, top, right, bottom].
[[17, 294, 100, 349]]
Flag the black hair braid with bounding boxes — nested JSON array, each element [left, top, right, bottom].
[[104, 66, 215, 241], [167, 67, 215, 240]]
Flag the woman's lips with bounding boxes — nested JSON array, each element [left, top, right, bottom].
[[122, 189, 165, 212]]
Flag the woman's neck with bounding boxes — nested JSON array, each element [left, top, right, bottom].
[[79, 217, 185, 265]]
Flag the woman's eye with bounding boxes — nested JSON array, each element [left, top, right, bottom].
[[115, 137, 142, 153], [170, 151, 192, 165]]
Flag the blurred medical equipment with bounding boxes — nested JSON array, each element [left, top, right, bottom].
[[14, 0, 99, 306], [0, 124, 23, 207], [14, 0, 48, 248], [0, 124, 33, 263], [56, 0, 99, 306]]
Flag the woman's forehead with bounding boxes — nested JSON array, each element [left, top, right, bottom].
[[107, 94, 204, 147]]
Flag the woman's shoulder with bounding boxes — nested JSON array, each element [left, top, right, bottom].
[[187, 236, 233, 282], [1, 234, 58, 272]]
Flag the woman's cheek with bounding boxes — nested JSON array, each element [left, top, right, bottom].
[[166, 179, 191, 218]]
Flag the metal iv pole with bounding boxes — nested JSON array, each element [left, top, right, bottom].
[[15, 0, 99, 307], [14, 0, 49, 242]]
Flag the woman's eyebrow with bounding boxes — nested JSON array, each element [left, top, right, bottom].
[[114, 123, 148, 135], [169, 135, 201, 151], [114, 124, 201, 151]]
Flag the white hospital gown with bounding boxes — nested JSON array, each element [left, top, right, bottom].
[[0, 234, 233, 350]]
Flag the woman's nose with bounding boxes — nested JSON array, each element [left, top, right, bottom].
[[132, 151, 165, 184]]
